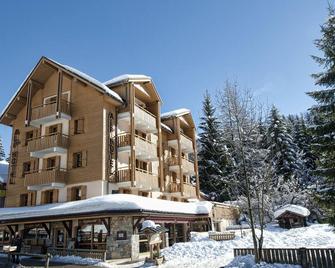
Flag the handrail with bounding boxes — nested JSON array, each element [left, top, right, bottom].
[[31, 99, 71, 110], [117, 133, 156, 145], [26, 168, 67, 174], [135, 103, 156, 118], [135, 167, 157, 176], [29, 132, 69, 141]]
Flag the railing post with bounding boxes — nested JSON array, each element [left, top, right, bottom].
[[298, 247, 308, 268]]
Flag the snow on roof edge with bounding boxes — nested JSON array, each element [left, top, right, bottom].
[[161, 122, 173, 133], [274, 204, 310, 219], [0, 194, 212, 222], [104, 74, 152, 86], [161, 108, 191, 119]]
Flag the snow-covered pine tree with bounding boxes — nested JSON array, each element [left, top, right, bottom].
[[307, 6, 335, 225], [265, 106, 302, 184], [0, 136, 5, 161], [198, 91, 232, 201]]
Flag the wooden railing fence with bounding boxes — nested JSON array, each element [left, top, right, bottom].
[[209, 232, 235, 241], [234, 247, 335, 268]]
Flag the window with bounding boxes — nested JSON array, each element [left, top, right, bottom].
[[22, 161, 31, 177], [48, 124, 59, 135], [69, 186, 86, 201], [73, 152, 83, 168], [44, 96, 57, 105], [46, 157, 56, 170], [43, 190, 54, 204], [74, 119, 85, 134], [20, 194, 28, 207], [25, 131, 34, 146]]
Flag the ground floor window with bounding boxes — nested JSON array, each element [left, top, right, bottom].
[[0, 229, 10, 245], [76, 219, 108, 250]]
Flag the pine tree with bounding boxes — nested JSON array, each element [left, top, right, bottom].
[[0, 136, 5, 161], [307, 6, 335, 225], [198, 91, 232, 201], [265, 106, 302, 183]]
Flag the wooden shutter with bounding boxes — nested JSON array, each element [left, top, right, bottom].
[[82, 151, 88, 167], [53, 189, 59, 203], [43, 158, 48, 170], [28, 191, 36, 206], [68, 152, 73, 170], [55, 156, 61, 169], [41, 191, 45, 205], [81, 185, 87, 200], [70, 120, 75, 136], [57, 123, 62, 134], [67, 187, 72, 201]]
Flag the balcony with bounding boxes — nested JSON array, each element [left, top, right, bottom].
[[30, 100, 71, 127], [117, 104, 157, 133], [117, 133, 158, 161], [168, 157, 195, 175], [168, 182, 181, 193], [27, 133, 69, 158], [168, 133, 194, 153], [24, 168, 67, 190], [112, 167, 159, 190], [183, 183, 197, 198]]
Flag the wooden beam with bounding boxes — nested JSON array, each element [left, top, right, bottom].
[[7, 225, 16, 235], [62, 220, 72, 237], [129, 83, 135, 187], [5, 113, 16, 119], [133, 217, 144, 232], [30, 79, 44, 89], [56, 70, 63, 119], [25, 80, 32, 126], [192, 127, 200, 198], [42, 223, 51, 236], [101, 218, 110, 235]]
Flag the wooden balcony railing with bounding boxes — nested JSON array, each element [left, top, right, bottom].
[[117, 133, 157, 159], [27, 133, 69, 153], [181, 157, 195, 174], [115, 167, 131, 183], [183, 183, 197, 197], [135, 168, 159, 189], [24, 168, 67, 187], [168, 156, 179, 166], [168, 182, 181, 193], [31, 99, 71, 121], [180, 133, 193, 152]]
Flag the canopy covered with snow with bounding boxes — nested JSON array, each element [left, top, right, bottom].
[[161, 108, 191, 120], [274, 204, 310, 219], [0, 194, 212, 223], [104, 74, 152, 86]]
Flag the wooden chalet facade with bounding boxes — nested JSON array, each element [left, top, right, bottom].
[[0, 57, 221, 259]]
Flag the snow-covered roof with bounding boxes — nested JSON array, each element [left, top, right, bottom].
[[0, 194, 212, 223], [274, 204, 310, 219], [161, 108, 191, 120], [104, 74, 152, 86], [161, 122, 173, 133], [48, 58, 123, 103]]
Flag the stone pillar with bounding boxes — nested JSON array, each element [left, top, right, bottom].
[[164, 232, 169, 248], [131, 234, 139, 261]]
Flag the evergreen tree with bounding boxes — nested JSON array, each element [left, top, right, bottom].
[[265, 106, 302, 184], [307, 6, 335, 225], [0, 136, 5, 161], [198, 91, 232, 201]]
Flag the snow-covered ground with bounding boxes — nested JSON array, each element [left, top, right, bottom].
[[49, 224, 335, 268]]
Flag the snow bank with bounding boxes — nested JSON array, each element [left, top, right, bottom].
[[274, 204, 310, 219], [161, 108, 190, 119], [104, 74, 151, 86], [161, 224, 335, 268], [0, 194, 212, 221]]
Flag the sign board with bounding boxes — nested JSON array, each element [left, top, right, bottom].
[[149, 233, 162, 245]]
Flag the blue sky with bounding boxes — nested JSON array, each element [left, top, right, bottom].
[[0, 0, 329, 155]]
